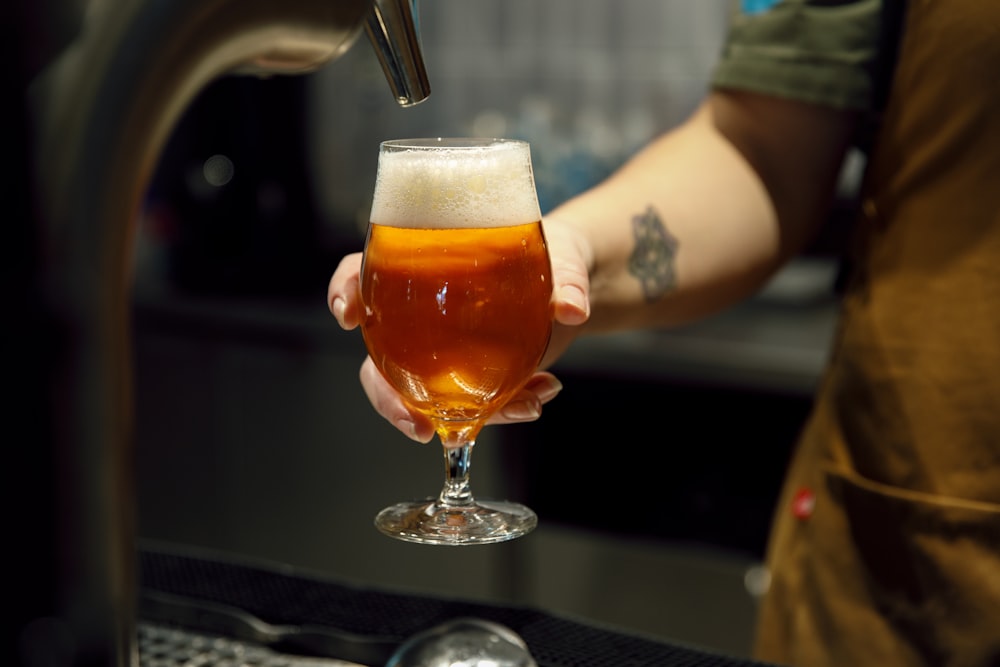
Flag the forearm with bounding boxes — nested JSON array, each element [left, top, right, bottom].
[[549, 102, 778, 333], [548, 91, 856, 335]]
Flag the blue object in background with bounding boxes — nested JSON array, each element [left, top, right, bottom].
[[742, 0, 782, 15]]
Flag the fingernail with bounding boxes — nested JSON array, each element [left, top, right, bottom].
[[332, 297, 347, 326], [395, 418, 424, 442], [558, 285, 589, 317], [534, 376, 564, 402], [501, 400, 542, 422]]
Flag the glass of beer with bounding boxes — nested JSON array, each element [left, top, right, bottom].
[[359, 138, 552, 545]]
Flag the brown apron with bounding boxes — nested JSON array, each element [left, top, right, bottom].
[[753, 2, 1000, 666]]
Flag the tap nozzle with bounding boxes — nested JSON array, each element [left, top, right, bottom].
[[365, 0, 430, 107]]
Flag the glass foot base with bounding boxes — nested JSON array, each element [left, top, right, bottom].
[[374, 498, 537, 545]]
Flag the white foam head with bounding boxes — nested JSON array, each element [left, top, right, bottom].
[[370, 138, 542, 228]]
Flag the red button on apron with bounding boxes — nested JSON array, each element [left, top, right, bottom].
[[791, 487, 816, 520]]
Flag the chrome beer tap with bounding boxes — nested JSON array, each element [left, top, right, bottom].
[[12, 1, 428, 665]]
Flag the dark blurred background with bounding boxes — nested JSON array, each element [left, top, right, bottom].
[[132, 0, 857, 658]]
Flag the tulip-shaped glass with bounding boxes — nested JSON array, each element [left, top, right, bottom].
[[359, 138, 552, 545]]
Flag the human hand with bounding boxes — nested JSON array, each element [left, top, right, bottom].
[[327, 218, 592, 442]]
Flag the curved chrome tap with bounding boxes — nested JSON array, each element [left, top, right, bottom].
[[17, 1, 428, 665]]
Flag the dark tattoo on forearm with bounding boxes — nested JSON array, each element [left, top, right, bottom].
[[628, 206, 678, 302]]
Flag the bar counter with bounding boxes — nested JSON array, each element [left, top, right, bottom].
[[138, 542, 780, 667]]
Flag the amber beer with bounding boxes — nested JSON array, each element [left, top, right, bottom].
[[359, 139, 552, 432], [361, 222, 551, 424]]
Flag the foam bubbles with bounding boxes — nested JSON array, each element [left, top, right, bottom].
[[370, 139, 542, 229]]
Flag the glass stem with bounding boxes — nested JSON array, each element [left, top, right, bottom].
[[438, 436, 475, 508]]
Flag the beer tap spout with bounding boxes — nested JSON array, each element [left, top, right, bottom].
[[366, 0, 432, 107]]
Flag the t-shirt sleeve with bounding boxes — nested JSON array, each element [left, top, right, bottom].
[[711, 0, 884, 111]]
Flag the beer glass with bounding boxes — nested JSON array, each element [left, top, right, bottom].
[[360, 138, 552, 545]]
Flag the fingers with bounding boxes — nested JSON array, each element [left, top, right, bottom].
[[327, 252, 363, 330], [359, 357, 435, 443], [361, 359, 563, 438], [489, 372, 564, 425], [543, 219, 592, 326], [331, 256, 434, 444]]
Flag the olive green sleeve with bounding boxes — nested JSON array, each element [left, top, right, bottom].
[[711, 0, 883, 111]]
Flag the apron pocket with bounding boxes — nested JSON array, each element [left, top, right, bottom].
[[822, 463, 1000, 667]]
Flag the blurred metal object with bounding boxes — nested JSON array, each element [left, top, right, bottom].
[[13, 0, 429, 666], [366, 0, 431, 106], [138, 622, 370, 667], [386, 618, 538, 667], [139, 591, 399, 665]]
